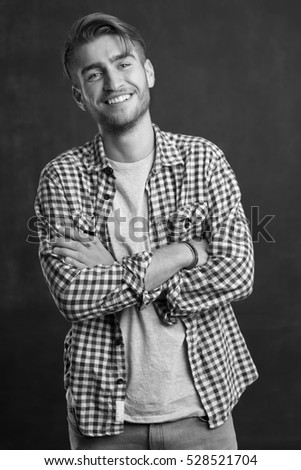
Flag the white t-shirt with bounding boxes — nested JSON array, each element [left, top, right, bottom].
[[107, 150, 205, 422]]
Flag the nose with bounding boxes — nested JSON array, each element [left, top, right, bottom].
[[103, 69, 122, 91]]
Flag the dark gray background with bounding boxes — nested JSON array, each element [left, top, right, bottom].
[[1, 0, 300, 449]]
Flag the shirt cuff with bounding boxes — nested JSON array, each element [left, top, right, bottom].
[[122, 251, 153, 298], [122, 251, 165, 309], [141, 284, 163, 309], [164, 273, 183, 317]]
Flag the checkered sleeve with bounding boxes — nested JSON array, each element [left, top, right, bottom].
[[165, 152, 254, 318], [34, 171, 153, 322]]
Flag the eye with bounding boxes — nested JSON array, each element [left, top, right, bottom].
[[118, 62, 131, 70], [87, 72, 103, 82]]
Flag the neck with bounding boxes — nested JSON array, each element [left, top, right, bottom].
[[98, 113, 155, 163]]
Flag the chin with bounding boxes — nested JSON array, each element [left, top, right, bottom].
[[102, 120, 139, 134], [98, 111, 146, 134]]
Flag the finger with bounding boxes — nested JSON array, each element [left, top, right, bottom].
[[193, 238, 209, 248], [56, 238, 94, 253], [51, 237, 92, 253], [53, 247, 87, 264], [51, 238, 82, 251], [50, 227, 74, 244], [73, 227, 94, 244], [55, 225, 74, 239], [65, 257, 88, 269], [55, 225, 92, 243]]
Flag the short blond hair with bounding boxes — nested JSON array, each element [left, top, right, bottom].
[[63, 12, 147, 82]]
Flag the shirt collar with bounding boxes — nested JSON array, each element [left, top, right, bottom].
[[152, 123, 185, 171], [82, 134, 110, 173], [82, 123, 185, 174]]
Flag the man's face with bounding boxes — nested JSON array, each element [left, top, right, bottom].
[[71, 35, 155, 133]]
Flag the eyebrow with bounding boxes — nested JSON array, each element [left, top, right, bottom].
[[81, 52, 136, 76]]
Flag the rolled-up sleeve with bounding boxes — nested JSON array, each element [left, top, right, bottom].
[[164, 152, 254, 318], [35, 170, 155, 323]]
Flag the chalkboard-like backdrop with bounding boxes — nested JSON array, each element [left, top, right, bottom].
[[1, 0, 300, 449]]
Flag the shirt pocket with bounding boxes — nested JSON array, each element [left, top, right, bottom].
[[166, 202, 208, 243]]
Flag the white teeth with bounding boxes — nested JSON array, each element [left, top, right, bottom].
[[107, 94, 131, 105]]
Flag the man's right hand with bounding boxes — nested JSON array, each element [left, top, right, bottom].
[[51, 226, 115, 269]]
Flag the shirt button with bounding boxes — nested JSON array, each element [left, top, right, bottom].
[[104, 194, 111, 200], [116, 378, 124, 385], [185, 219, 191, 228], [105, 167, 113, 175], [115, 338, 122, 346]]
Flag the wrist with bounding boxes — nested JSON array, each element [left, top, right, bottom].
[[156, 243, 193, 270], [180, 241, 199, 269], [169, 242, 196, 269]]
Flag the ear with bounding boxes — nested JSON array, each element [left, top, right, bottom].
[[144, 59, 155, 89], [72, 86, 86, 111]]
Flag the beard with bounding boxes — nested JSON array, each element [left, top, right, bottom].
[[88, 87, 151, 135]]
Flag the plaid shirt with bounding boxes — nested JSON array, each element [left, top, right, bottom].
[[35, 124, 258, 436]]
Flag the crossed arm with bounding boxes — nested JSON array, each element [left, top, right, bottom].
[[36, 151, 253, 324], [35, 172, 208, 324], [51, 227, 208, 291]]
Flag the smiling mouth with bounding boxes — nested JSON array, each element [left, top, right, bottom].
[[105, 94, 132, 105]]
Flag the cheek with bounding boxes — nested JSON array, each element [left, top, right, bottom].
[[84, 88, 101, 105], [137, 74, 152, 92], [126, 69, 148, 87]]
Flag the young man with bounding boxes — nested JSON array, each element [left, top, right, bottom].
[[35, 12, 258, 450]]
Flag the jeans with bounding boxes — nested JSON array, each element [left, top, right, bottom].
[[67, 408, 237, 450]]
